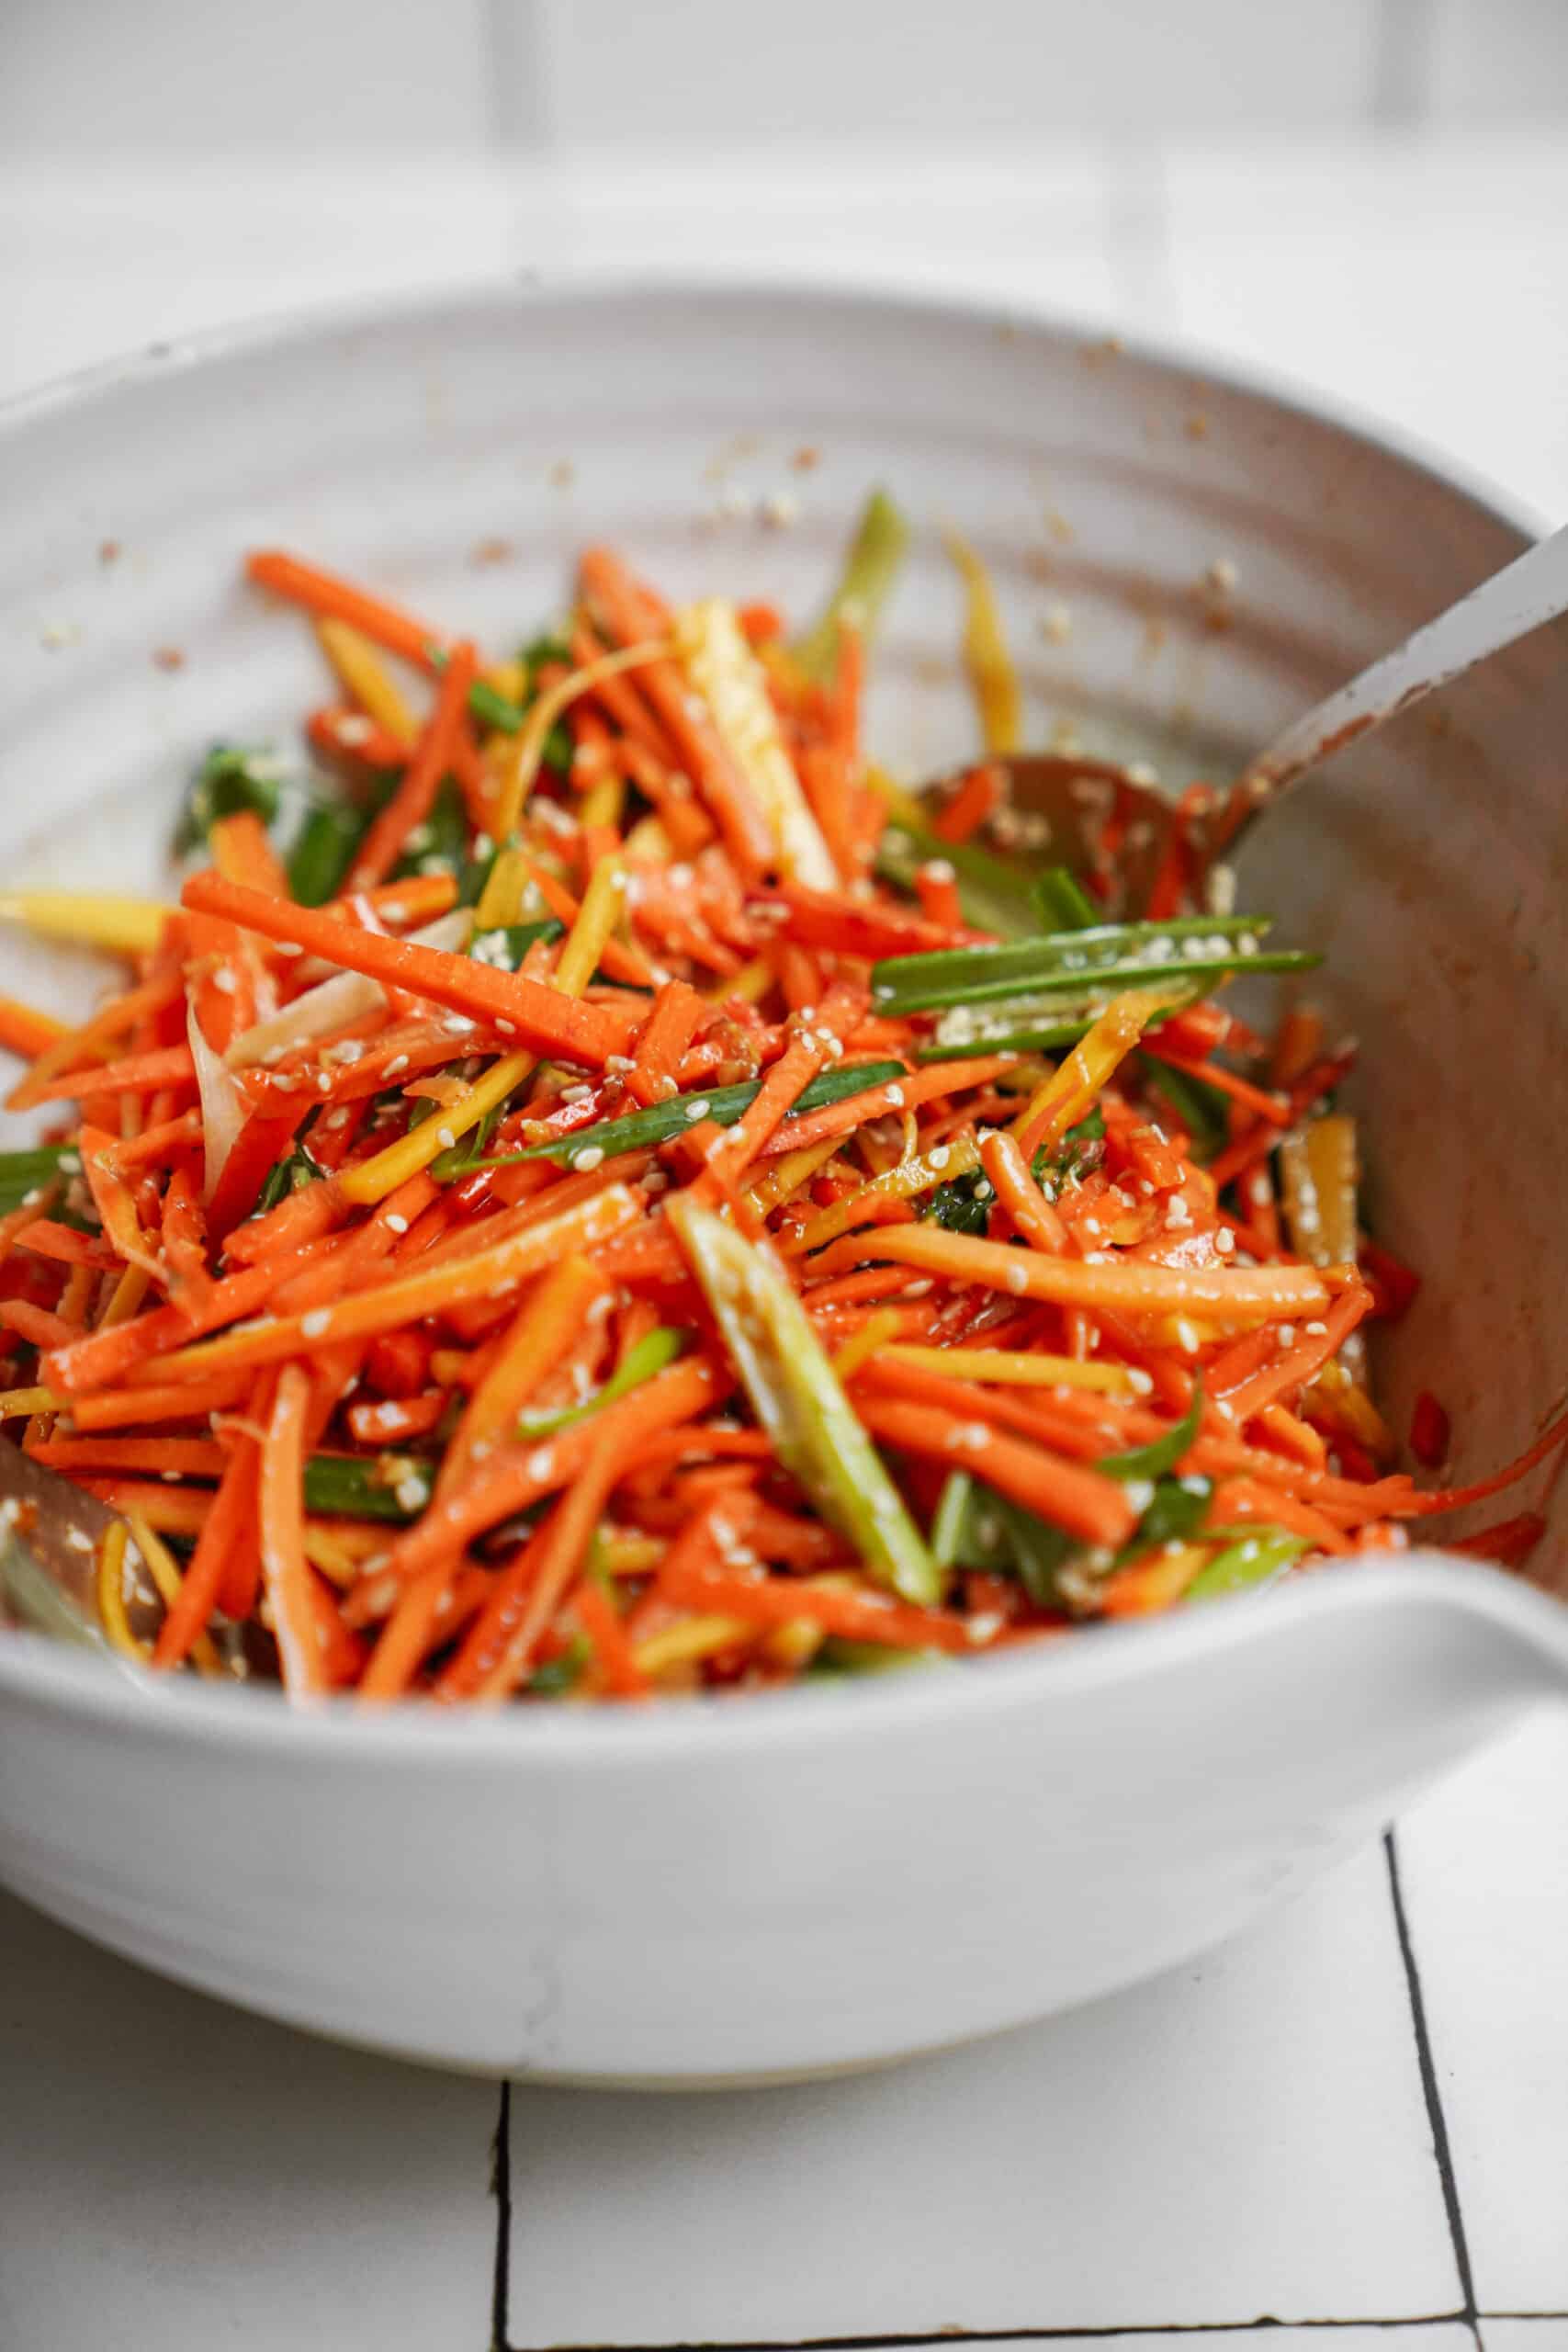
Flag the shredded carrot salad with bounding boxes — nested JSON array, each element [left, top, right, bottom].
[[0, 495, 1562, 1704]]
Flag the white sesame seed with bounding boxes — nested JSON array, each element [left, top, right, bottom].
[[573, 1146, 605, 1171], [685, 1099, 711, 1122], [301, 1309, 331, 1338], [436, 1128, 456, 1149]]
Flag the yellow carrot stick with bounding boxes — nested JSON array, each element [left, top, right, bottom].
[[0, 892, 173, 957], [315, 616, 421, 744], [945, 529, 1021, 753], [881, 1344, 1147, 1396]]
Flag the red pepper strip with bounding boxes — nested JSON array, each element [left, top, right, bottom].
[[181, 872, 636, 1068], [1359, 1236, 1423, 1322], [1410, 1390, 1450, 1469], [1445, 1512, 1547, 1567], [1404, 1403, 1568, 1518]]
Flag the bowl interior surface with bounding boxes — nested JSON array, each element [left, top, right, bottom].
[[3, 277, 1565, 1649]]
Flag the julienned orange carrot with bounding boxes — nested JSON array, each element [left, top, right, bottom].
[[1215, 1283, 1373, 1430], [572, 1579, 651, 1699], [814, 1220, 1335, 1318], [258, 1363, 330, 1695], [80, 1478, 213, 1539], [347, 640, 477, 890], [248, 550, 444, 670], [43, 1250, 321, 1395], [70, 1373, 253, 1430], [181, 872, 636, 1067], [980, 1128, 1069, 1254], [856, 1395, 1137, 1548], [626, 978, 707, 1108], [123, 1184, 641, 1385], [26, 1043, 196, 1106], [359, 1559, 458, 1702], [27, 1436, 228, 1480], [435, 1254, 609, 1500], [355, 1358, 726, 1614], [449, 1435, 623, 1701], [210, 808, 292, 899], [18, 526, 1530, 1707], [756, 1055, 1012, 1158], [579, 547, 776, 880], [0, 995, 68, 1061], [659, 1554, 982, 1655]]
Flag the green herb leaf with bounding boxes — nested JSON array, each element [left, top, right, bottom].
[[1139, 1054, 1231, 1161], [463, 1059, 907, 1176], [303, 1453, 432, 1523], [392, 776, 468, 880], [924, 1167, 992, 1236], [1099, 1380, 1204, 1485], [518, 1328, 687, 1440], [526, 1630, 592, 1693], [875, 819, 1041, 941], [254, 1135, 326, 1218], [467, 918, 564, 975], [287, 801, 368, 906], [175, 745, 283, 857], [871, 916, 1308, 1017], [1185, 1527, 1310, 1601], [1116, 1474, 1213, 1563], [0, 1145, 79, 1217], [807, 1636, 946, 1678], [1032, 866, 1100, 932]]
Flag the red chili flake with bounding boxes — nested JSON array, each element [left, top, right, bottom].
[[1410, 1390, 1451, 1469], [152, 646, 185, 673]]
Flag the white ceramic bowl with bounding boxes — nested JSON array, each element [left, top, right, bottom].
[[1, 282, 1565, 2084]]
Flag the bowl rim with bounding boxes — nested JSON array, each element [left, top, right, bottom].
[[0, 270, 1556, 1752], [0, 265, 1546, 542], [2, 1553, 1565, 1759]]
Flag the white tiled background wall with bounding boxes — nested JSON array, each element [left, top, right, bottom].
[[6, 0, 1568, 152], [4, 6, 1568, 2349], [5, 0, 1568, 519]]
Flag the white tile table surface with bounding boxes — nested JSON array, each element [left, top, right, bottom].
[[2, 137, 1567, 2350]]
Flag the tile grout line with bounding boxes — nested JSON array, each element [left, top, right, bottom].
[[491, 2077, 513, 2352], [507, 2313, 1471, 2351], [1383, 1830, 1481, 2348]]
